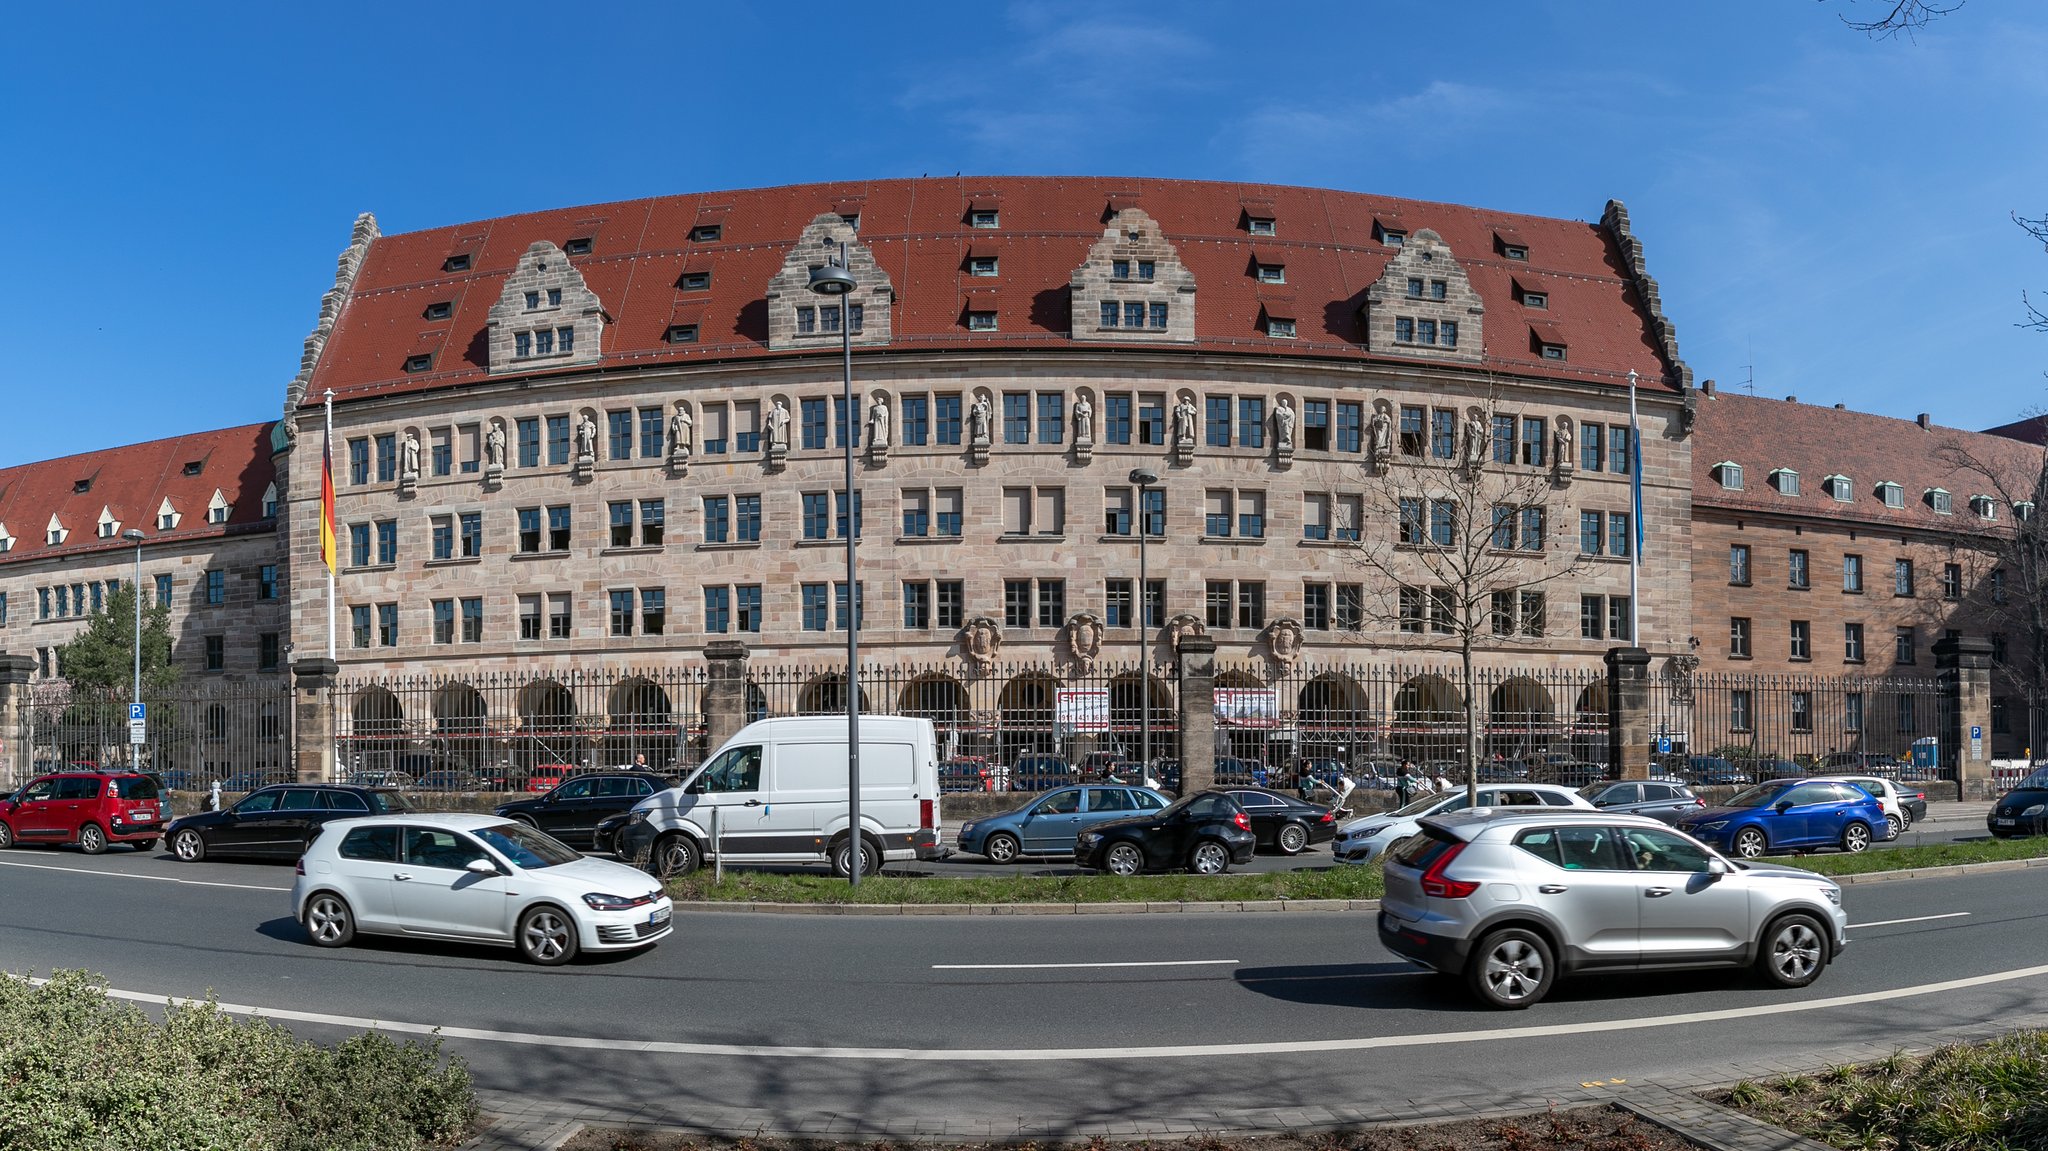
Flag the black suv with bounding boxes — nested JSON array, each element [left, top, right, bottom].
[[493, 771, 673, 849], [164, 783, 412, 862]]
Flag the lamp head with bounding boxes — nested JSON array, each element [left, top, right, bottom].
[[122, 529, 146, 543], [807, 261, 857, 296], [1128, 469, 1159, 486]]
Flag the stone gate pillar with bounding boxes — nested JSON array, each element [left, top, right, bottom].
[[291, 658, 338, 783], [0, 655, 34, 786], [704, 641, 751, 753], [1605, 646, 1652, 781], [1176, 635, 1217, 794], [1934, 635, 1994, 800]]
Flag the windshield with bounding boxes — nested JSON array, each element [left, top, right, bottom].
[[1724, 782, 1788, 808], [2020, 768, 2048, 790], [369, 791, 414, 814], [474, 822, 583, 869], [1390, 793, 1451, 818]]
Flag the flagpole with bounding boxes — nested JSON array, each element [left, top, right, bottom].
[[324, 389, 337, 661], [1627, 369, 1641, 643]]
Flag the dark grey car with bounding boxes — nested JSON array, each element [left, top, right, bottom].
[[1578, 780, 1704, 825]]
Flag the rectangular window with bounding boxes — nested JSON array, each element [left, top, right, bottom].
[[1420, 318, 1438, 344], [834, 582, 865, 630], [736, 494, 761, 542], [1430, 408, 1455, 459], [460, 597, 483, 642], [519, 594, 542, 640], [1139, 393, 1165, 446], [1239, 490, 1265, 538], [735, 585, 761, 633], [1336, 584, 1363, 630], [639, 407, 665, 459], [1106, 578, 1135, 629], [703, 587, 729, 634], [935, 393, 962, 445], [377, 603, 398, 647], [257, 564, 279, 599], [1941, 562, 1962, 600], [1608, 512, 1631, 558], [1430, 586, 1455, 635], [1897, 694, 1917, 734], [610, 500, 634, 547], [1334, 494, 1361, 542], [1003, 392, 1029, 444], [1106, 394, 1133, 445], [1395, 317, 1415, 342], [1399, 405, 1425, 456], [1100, 300, 1119, 328], [1580, 511, 1603, 556], [1238, 582, 1266, 630], [432, 516, 454, 561], [1206, 581, 1231, 628], [1581, 422, 1604, 472], [204, 569, 225, 605], [1788, 549, 1810, 589], [1609, 425, 1632, 475], [1238, 397, 1265, 448], [1730, 617, 1752, 657], [1205, 490, 1232, 538], [348, 438, 370, 485], [936, 488, 963, 536], [1005, 580, 1031, 628], [1730, 544, 1751, 585], [903, 581, 930, 629], [1895, 626, 1915, 664], [640, 499, 664, 546], [640, 588, 665, 635], [1894, 559, 1915, 597], [901, 489, 929, 537], [1580, 595, 1603, 640], [935, 580, 962, 629], [1790, 619, 1811, 661], [1305, 584, 1331, 631], [802, 584, 828, 631], [547, 505, 570, 550], [802, 398, 828, 450], [1037, 580, 1065, 628], [1730, 689, 1753, 732], [703, 496, 729, 543], [517, 418, 541, 468], [1608, 596, 1633, 642], [1521, 417, 1546, 467], [1303, 400, 1330, 451], [837, 490, 863, 539], [1440, 320, 1458, 347], [375, 434, 397, 482], [155, 574, 172, 609], [1206, 397, 1232, 447], [430, 427, 452, 476], [1843, 554, 1864, 593], [1400, 586, 1426, 634], [833, 395, 858, 449], [1398, 497, 1424, 545], [1519, 591, 1545, 637], [1429, 499, 1456, 547], [1519, 506, 1544, 551], [199, 634, 223, 672], [1126, 303, 1145, 329], [546, 593, 571, 639], [1492, 414, 1516, 464], [702, 403, 730, 455], [350, 605, 371, 649], [348, 523, 370, 567], [1492, 505, 1515, 551], [1150, 302, 1168, 329], [803, 492, 830, 541], [1301, 493, 1328, 541], [1791, 691, 1813, 733], [1037, 392, 1063, 444], [608, 410, 633, 460], [547, 415, 570, 465], [902, 395, 928, 446], [373, 519, 397, 565], [517, 507, 541, 553], [1844, 622, 1865, 662], [433, 599, 455, 644], [1490, 590, 1515, 636], [1844, 692, 1864, 732]]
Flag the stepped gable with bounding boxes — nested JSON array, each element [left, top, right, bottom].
[[302, 176, 1686, 405]]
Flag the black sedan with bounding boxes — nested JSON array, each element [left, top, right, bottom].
[[1219, 787, 1336, 854], [1073, 790, 1257, 876], [1578, 779, 1705, 825], [1988, 767, 2048, 837], [164, 784, 411, 862], [493, 771, 672, 850]]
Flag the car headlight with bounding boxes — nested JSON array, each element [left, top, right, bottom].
[[625, 810, 647, 825], [2023, 804, 2046, 818], [1075, 832, 1100, 846], [1823, 886, 1841, 905], [960, 821, 979, 837], [1699, 821, 1728, 831], [582, 893, 645, 911]]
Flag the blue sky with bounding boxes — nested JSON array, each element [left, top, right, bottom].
[[3, 1, 2043, 467]]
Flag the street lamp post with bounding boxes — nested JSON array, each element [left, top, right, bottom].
[[1128, 469, 1159, 782], [123, 528, 146, 772], [808, 245, 863, 887]]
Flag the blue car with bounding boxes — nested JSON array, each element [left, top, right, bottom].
[[955, 783, 1172, 863], [1676, 778, 1884, 859]]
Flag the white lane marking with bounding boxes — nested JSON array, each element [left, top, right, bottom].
[[0, 858, 287, 893], [1848, 912, 1971, 929], [65, 962, 2048, 1062], [932, 960, 1238, 970]]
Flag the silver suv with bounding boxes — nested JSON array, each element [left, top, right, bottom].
[[1378, 809, 1848, 1009]]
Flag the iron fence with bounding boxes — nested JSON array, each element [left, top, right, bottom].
[[1652, 669, 1952, 778], [16, 677, 291, 790]]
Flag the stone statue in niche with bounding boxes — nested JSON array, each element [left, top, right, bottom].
[[1554, 417, 1574, 473], [765, 399, 791, 450], [1369, 407, 1392, 463], [1462, 410, 1490, 468], [400, 432, 420, 479], [961, 616, 1003, 678], [1272, 398, 1296, 452], [1062, 613, 1104, 677], [969, 394, 993, 446], [485, 422, 506, 469], [867, 395, 890, 450], [1174, 395, 1198, 448], [1266, 618, 1305, 675], [1072, 393, 1094, 444], [670, 405, 694, 462], [576, 414, 597, 461]]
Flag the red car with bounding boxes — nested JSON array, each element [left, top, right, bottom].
[[0, 770, 166, 854]]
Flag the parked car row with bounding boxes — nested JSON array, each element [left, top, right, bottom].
[[952, 784, 1337, 866]]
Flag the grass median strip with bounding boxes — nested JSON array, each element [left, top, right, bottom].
[[1786, 834, 2048, 877], [664, 866, 1386, 904]]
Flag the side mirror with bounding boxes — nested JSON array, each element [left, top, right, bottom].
[[1706, 858, 1730, 878], [465, 858, 500, 876], [1775, 801, 1794, 813]]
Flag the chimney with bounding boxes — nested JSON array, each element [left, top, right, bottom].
[[1834, 403, 1846, 410], [1917, 413, 1931, 428], [1700, 378, 1717, 397], [1785, 395, 1798, 404]]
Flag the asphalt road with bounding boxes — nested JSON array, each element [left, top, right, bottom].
[[1, 834, 2043, 1134]]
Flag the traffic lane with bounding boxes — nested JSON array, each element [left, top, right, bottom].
[[4, 855, 2045, 1054]]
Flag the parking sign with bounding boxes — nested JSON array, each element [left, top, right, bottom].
[[129, 702, 146, 722]]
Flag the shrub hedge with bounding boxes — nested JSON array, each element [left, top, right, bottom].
[[0, 970, 477, 1151]]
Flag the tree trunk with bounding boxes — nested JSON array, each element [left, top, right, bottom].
[[1462, 634, 1479, 805]]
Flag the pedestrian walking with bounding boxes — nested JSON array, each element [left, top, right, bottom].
[[1396, 760, 1415, 806]]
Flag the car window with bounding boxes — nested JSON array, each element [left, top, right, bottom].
[[1535, 791, 1578, 806], [1830, 782, 1870, 803], [1085, 788, 1134, 813], [1512, 827, 1565, 867], [553, 778, 596, 800], [1783, 783, 1834, 807], [114, 776, 159, 800], [1726, 783, 1782, 808], [1132, 790, 1166, 810], [402, 827, 491, 870], [1182, 794, 1235, 820], [1642, 783, 1675, 801], [1436, 794, 1473, 814], [234, 790, 282, 814], [337, 826, 399, 861], [20, 780, 55, 802], [59, 777, 105, 800], [1596, 783, 1640, 805], [322, 790, 371, 813], [279, 789, 321, 811], [698, 746, 762, 793], [1390, 793, 1447, 817], [474, 822, 582, 869], [1033, 790, 1082, 816], [369, 790, 413, 814], [1230, 791, 1279, 809], [1846, 778, 1884, 798], [1556, 826, 1625, 870], [1622, 827, 1716, 873], [2021, 769, 2048, 789]]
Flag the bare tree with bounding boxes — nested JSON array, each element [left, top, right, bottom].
[[1833, 0, 1963, 38], [2019, 212, 2048, 338], [1933, 424, 2048, 753], [1339, 386, 1591, 802]]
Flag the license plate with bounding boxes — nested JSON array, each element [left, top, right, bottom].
[[1995, 818, 2016, 827], [649, 907, 671, 926], [135, 809, 155, 819]]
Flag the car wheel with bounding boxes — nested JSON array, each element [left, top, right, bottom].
[[983, 832, 1021, 864], [1732, 827, 1767, 859], [1898, 809, 1912, 833], [172, 828, 208, 863], [1467, 927, 1555, 1009], [0, 822, 12, 850], [1104, 842, 1144, 876], [830, 833, 881, 879], [303, 892, 355, 948], [517, 905, 579, 966], [1277, 822, 1310, 856], [1189, 839, 1231, 875], [1884, 813, 1903, 841], [1756, 913, 1827, 988], [77, 823, 107, 856], [651, 833, 700, 879], [1841, 822, 1871, 854]]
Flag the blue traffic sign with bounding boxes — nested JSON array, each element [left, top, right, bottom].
[[1656, 737, 1671, 754], [129, 702, 146, 721], [1971, 725, 1983, 741]]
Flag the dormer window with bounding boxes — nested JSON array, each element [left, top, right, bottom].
[[665, 324, 699, 344], [1519, 287, 1548, 309], [564, 237, 592, 255], [1926, 488, 1953, 514], [969, 256, 998, 277], [1247, 216, 1275, 236], [839, 213, 860, 232], [424, 301, 453, 320], [0, 524, 11, 552], [1971, 495, 1997, 520], [1713, 462, 1744, 490], [1823, 474, 1852, 501], [46, 515, 66, 546], [679, 271, 711, 291], [1375, 221, 1406, 246], [2017, 501, 2036, 521], [262, 482, 279, 517], [1538, 343, 1567, 361], [443, 253, 472, 272], [1255, 263, 1285, 283], [690, 224, 722, 242], [1769, 468, 1800, 496], [73, 478, 91, 494], [1502, 244, 1528, 260], [1266, 317, 1298, 339], [970, 209, 999, 228], [404, 354, 433, 373], [157, 498, 179, 531], [208, 490, 231, 524], [1875, 481, 1904, 508], [967, 310, 998, 331], [97, 508, 118, 538]]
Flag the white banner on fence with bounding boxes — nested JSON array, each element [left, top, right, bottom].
[[1215, 688, 1279, 728], [1054, 689, 1110, 733]]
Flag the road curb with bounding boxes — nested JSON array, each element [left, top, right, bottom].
[[1827, 853, 2048, 885]]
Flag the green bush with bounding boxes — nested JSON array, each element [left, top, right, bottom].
[[0, 970, 477, 1151]]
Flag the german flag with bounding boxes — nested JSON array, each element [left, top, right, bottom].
[[319, 428, 337, 573]]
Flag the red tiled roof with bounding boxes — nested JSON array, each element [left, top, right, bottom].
[[1692, 391, 2042, 530], [304, 177, 1686, 407], [0, 423, 278, 567], [1983, 414, 2047, 445]]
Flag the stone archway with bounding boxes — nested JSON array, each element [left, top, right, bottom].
[[606, 677, 676, 769], [1485, 677, 1554, 761], [347, 686, 405, 774], [900, 672, 970, 758], [1392, 674, 1462, 766], [798, 673, 872, 716], [431, 682, 490, 777], [515, 679, 580, 771], [997, 671, 1059, 767], [1297, 672, 1370, 764]]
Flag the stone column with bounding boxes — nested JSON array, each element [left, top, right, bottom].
[[1605, 646, 1652, 781], [291, 658, 338, 783], [0, 655, 35, 787], [704, 641, 751, 753], [1176, 635, 1217, 795], [1935, 636, 1995, 801]]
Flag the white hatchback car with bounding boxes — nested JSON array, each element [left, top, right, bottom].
[[1333, 783, 1595, 865], [292, 812, 673, 965], [1804, 775, 1910, 839]]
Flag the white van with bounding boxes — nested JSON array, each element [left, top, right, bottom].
[[616, 715, 940, 878]]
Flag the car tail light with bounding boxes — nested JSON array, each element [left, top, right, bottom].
[[1419, 842, 1479, 898], [920, 799, 935, 830], [294, 859, 305, 876], [1233, 811, 1251, 831], [1318, 811, 1335, 823]]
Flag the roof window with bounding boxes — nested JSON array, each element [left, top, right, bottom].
[[442, 253, 472, 273], [1926, 488, 1953, 514], [966, 310, 998, 331], [2016, 500, 2036, 521], [969, 209, 999, 228], [1538, 343, 1567, 361], [182, 460, 203, 476], [424, 300, 453, 321], [679, 271, 711, 291], [1712, 462, 1744, 490], [1502, 244, 1528, 260], [1374, 221, 1406, 247], [690, 223, 722, 242], [73, 478, 91, 494], [1521, 289, 1548, 309], [1822, 474, 1852, 501], [969, 256, 998, 277], [564, 237, 592, 255], [1769, 468, 1800, 496], [1971, 495, 1997, 520], [404, 354, 434, 373], [1266, 317, 1298, 339], [665, 324, 699, 344], [1255, 262, 1285, 284], [839, 213, 860, 232], [1247, 216, 1276, 236]]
